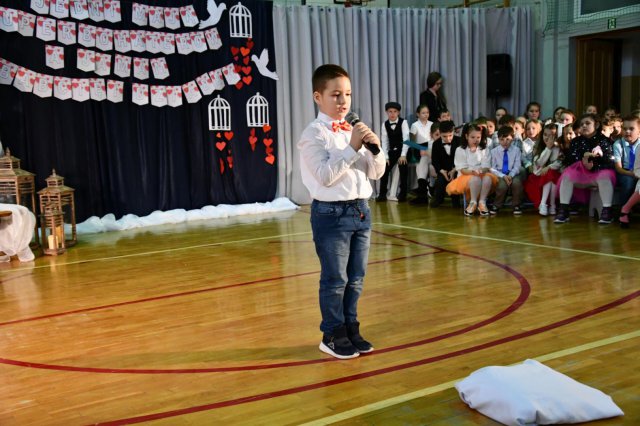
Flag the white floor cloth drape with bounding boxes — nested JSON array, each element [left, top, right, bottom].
[[273, 5, 533, 204]]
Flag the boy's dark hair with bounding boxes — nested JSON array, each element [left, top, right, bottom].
[[497, 125, 515, 138], [426, 72, 443, 89], [312, 64, 349, 93], [439, 120, 455, 134], [430, 122, 440, 134], [499, 114, 516, 126], [385, 101, 401, 111], [474, 116, 488, 126], [438, 109, 450, 119]]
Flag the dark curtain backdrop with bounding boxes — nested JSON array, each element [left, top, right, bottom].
[[0, 0, 277, 221]]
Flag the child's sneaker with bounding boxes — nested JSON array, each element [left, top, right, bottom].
[[539, 204, 548, 216], [598, 207, 613, 224], [549, 204, 556, 215], [554, 205, 570, 223], [346, 321, 373, 353], [512, 206, 522, 215], [319, 325, 359, 359]]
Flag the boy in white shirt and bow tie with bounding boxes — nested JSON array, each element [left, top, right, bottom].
[[377, 102, 410, 202]]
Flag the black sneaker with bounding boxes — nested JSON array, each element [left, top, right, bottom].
[[512, 206, 522, 215], [489, 204, 499, 215], [598, 207, 613, 224], [376, 195, 387, 202], [554, 206, 570, 223], [346, 321, 374, 353], [319, 325, 359, 359]]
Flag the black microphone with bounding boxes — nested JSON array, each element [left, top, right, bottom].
[[345, 111, 380, 155]]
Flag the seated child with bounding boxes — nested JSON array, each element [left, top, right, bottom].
[[431, 120, 461, 208], [524, 123, 563, 216], [489, 126, 524, 215]]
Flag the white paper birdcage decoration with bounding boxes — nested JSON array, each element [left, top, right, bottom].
[[208, 95, 231, 131], [246, 92, 269, 127], [229, 2, 252, 38]]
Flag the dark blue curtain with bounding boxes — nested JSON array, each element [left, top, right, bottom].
[[0, 0, 277, 221]]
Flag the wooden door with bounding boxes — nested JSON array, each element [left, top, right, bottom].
[[575, 38, 621, 113]]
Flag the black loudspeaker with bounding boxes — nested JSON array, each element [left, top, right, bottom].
[[487, 54, 512, 97]]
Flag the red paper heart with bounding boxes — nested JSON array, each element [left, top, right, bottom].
[[219, 158, 225, 173], [119, 87, 123, 93], [130, 33, 137, 39], [166, 88, 172, 94], [84, 85, 89, 91], [247, 39, 254, 49], [149, 8, 155, 15], [116, 7, 120, 13], [72, 81, 79, 88], [235, 81, 243, 89], [227, 156, 233, 168], [265, 146, 274, 155], [134, 59, 140, 66], [216, 132, 221, 138], [242, 76, 252, 85], [47, 83, 52, 89], [108, 82, 114, 89], [37, 20, 43, 27], [12, 16, 18, 23], [181, 9, 187, 16], [241, 66, 251, 75], [47, 48, 53, 55], [59, 54, 64, 60], [265, 155, 275, 165], [263, 138, 273, 147], [216, 141, 226, 151], [30, 22, 35, 28], [233, 55, 239, 61], [234, 64, 241, 73], [17, 69, 25, 77], [183, 86, 189, 93], [243, 56, 250, 65], [263, 124, 272, 133], [105, 2, 110, 8], [231, 46, 240, 56], [240, 47, 250, 56], [224, 131, 234, 141], [249, 135, 258, 145], [250, 128, 256, 136], [79, 51, 85, 58]]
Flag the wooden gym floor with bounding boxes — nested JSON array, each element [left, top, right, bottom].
[[0, 201, 638, 425]]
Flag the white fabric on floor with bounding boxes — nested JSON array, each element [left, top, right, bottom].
[[76, 197, 299, 235], [455, 359, 624, 426], [0, 204, 36, 262]]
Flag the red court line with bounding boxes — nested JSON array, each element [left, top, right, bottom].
[[0, 251, 439, 328], [95, 289, 640, 425]]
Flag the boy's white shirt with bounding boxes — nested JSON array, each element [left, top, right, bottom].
[[380, 118, 410, 160], [298, 112, 386, 201]]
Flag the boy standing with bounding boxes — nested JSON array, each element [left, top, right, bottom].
[[298, 64, 386, 360], [489, 126, 524, 215], [377, 102, 410, 202]]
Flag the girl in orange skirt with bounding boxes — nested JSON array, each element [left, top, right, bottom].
[[446, 124, 498, 216]]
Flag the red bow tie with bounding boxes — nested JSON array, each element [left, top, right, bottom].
[[331, 121, 352, 132]]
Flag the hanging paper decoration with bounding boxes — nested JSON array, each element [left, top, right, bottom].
[[205, 28, 222, 50], [195, 72, 214, 95], [164, 8, 180, 30], [53, 76, 72, 99], [57, 20, 76, 45], [70, 0, 89, 20], [175, 33, 193, 55], [72, 78, 90, 102], [251, 48, 278, 80], [33, 73, 53, 97], [76, 48, 95, 72], [31, 0, 51, 15], [50, 0, 70, 19], [94, 52, 111, 76], [0, 59, 18, 85], [106, 79, 123, 102], [103, 0, 121, 23], [87, 0, 104, 22], [192, 32, 208, 53], [18, 11, 37, 37], [209, 68, 225, 91], [13, 67, 35, 92], [229, 2, 252, 38], [36, 16, 57, 42], [89, 77, 106, 101], [150, 85, 167, 107], [181, 80, 201, 104], [95, 27, 113, 51], [246, 92, 269, 127], [180, 5, 199, 28], [145, 32, 161, 54], [160, 33, 175, 55], [113, 54, 131, 77], [131, 82, 148, 105], [150, 57, 169, 80], [148, 6, 164, 29], [114, 29, 131, 53], [166, 85, 182, 108], [133, 57, 149, 80], [131, 3, 148, 26], [222, 63, 240, 85], [78, 23, 96, 47], [0, 8, 19, 33], [130, 30, 146, 52], [45, 44, 65, 69], [199, 0, 227, 30]]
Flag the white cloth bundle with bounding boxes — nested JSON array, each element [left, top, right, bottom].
[[456, 359, 623, 426], [0, 203, 36, 262]]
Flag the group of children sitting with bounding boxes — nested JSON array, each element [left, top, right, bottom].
[[376, 101, 640, 227]]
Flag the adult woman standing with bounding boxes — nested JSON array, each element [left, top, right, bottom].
[[419, 72, 448, 123]]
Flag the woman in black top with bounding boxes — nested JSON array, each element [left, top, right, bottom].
[[554, 114, 616, 224], [419, 72, 447, 122]]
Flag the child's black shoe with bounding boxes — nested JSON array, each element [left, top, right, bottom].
[[319, 325, 360, 359]]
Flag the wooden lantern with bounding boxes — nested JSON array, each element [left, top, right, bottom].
[[38, 169, 77, 247], [0, 148, 39, 245], [40, 204, 66, 256]]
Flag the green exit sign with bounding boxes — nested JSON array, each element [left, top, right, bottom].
[[608, 18, 617, 29]]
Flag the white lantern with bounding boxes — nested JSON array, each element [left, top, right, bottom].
[[208, 95, 231, 131], [246, 92, 269, 127], [229, 2, 252, 38]]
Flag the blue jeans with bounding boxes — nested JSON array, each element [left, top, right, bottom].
[[310, 199, 371, 334], [616, 174, 638, 205]]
